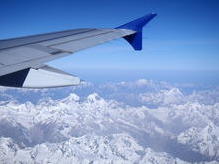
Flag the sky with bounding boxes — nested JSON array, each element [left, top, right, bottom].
[[0, 0, 219, 83]]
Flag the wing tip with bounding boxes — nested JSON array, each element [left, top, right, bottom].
[[116, 13, 157, 51]]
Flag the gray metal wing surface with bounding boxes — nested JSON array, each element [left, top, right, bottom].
[[0, 13, 156, 88], [0, 28, 134, 76]]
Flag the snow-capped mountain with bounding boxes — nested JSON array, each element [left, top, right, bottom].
[[178, 124, 219, 160], [0, 79, 218, 163], [0, 134, 190, 164]]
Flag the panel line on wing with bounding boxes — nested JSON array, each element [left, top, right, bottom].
[[0, 29, 97, 51], [0, 29, 135, 76], [47, 30, 115, 47]]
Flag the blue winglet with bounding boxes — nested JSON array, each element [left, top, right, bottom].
[[116, 13, 157, 50]]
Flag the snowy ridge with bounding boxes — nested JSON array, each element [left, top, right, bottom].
[[178, 123, 219, 159], [0, 134, 189, 164], [0, 79, 218, 163]]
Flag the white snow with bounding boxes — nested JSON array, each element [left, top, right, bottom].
[[0, 79, 218, 163]]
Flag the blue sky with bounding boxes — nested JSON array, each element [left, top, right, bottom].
[[0, 0, 219, 82]]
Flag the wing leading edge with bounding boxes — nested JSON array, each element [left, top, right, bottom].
[[0, 13, 157, 88]]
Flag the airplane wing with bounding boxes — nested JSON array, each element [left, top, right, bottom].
[[0, 13, 157, 88]]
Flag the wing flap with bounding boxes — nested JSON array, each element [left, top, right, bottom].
[[0, 45, 52, 66], [0, 65, 80, 88], [23, 66, 80, 88], [0, 51, 69, 76]]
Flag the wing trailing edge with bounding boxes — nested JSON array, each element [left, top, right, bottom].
[[0, 66, 80, 88]]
